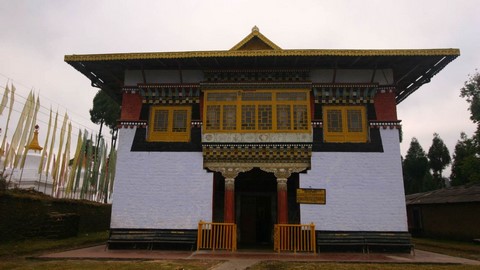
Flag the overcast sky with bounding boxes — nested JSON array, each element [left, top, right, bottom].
[[0, 0, 479, 172]]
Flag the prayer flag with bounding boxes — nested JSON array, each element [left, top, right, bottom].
[[4, 90, 32, 169], [13, 92, 35, 168], [0, 82, 9, 115], [20, 95, 41, 169], [52, 112, 68, 193], [66, 129, 82, 195], [38, 107, 53, 174], [0, 83, 14, 157]]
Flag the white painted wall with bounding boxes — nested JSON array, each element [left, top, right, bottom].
[[110, 128, 212, 229], [300, 128, 408, 232]]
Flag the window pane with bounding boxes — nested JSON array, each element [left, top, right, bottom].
[[241, 105, 256, 130], [223, 105, 237, 130], [242, 92, 272, 101], [207, 92, 237, 101], [347, 109, 363, 132], [173, 110, 187, 132], [258, 105, 272, 130], [153, 110, 168, 132], [277, 105, 291, 130], [206, 105, 220, 130], [276, 92, 307, 101], [327, 110, 342, 132], [293, 105, 308, 130]]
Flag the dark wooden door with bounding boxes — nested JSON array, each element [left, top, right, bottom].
[[239, 195, 272, 244]]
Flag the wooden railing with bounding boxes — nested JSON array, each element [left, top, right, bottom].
[[197, 221, 237, 251], [274, 223, 316, 253]]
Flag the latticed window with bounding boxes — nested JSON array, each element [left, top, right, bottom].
[[148, 106, 191, 142], [277, 105, 291, 130], [323, 106, 367, 143], [223, 105, 237, 130], [206, 105, 221, 130], [293, 105, 308, 130], [242, 105, 256, 130], [258, 105, 272, 130], [327, 110, 342, 132], [204, 90, 310, 133], [172, 110, 188, 132], [347, 109, 363, 132], [153, 110, 169, 132]]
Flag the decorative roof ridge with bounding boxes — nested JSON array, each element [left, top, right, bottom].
[[64, 48, 460, 62], [313, 83, 379, 87], [137, 83, 200, 88], [230, 26, 282, 51]]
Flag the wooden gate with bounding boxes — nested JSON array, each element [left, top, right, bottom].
[[197, 221, 237, 251], [274, 223, 316, 253]]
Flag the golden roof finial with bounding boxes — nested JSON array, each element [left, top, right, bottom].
[[252, 25, 259, 32], [27, 124, 43, 152]]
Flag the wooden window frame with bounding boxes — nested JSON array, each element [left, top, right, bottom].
[[322, 105, 368, 143], [148, 105, 191, 142], [203, 90, 311, 133]]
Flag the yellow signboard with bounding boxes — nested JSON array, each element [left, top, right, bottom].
[[296, 189, 326, 204]]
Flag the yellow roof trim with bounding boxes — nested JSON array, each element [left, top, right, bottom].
[[65, 48, 460, 62], [230, 26, 282, 50]]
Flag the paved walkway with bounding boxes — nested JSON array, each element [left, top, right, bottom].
[[37, 245, 480, 269]]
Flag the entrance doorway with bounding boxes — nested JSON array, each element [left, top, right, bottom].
[[210, 167, 301, 248], [235, 168, 276, 247]]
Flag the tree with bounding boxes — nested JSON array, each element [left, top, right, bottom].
[[460, 71, 480, 125], [89, 90, 121, 149], [451, 71, 480, 186], [403, 138, 431, 194], [427, 133, 451, 188], [450, 132, 480, 186]]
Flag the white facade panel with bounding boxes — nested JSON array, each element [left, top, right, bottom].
[[300, 129, 408, 232], [111, 128, 212, 229]]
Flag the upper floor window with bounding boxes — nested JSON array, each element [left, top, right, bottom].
[[203, 90, 310, 133], [322, 105, 367, 143], [148, 105, 191, 142]]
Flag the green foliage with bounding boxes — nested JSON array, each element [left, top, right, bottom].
[[403, 138, 432, 194], [90, 90, 121, 149], [89, 90, 120, 130], [460, 71, 480, 124], [427, 133, 451, 188], [450, 132, 480, 186], [447, 71, 480, 186], [450, 133, 480, 186]]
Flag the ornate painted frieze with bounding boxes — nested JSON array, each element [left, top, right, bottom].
[[313, 84, 377, 104], [118, 120, 147, 129], [203, 69, 310, 83], [202, 132, 313, 143], [369, 120, 402, 129], [203, 143, 312, 166], [133, 84, 201, 104]]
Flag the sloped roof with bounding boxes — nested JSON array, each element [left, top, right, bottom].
[[230, 26, 281, 50], [406, 183, 480, 205], [64, 27, 459, 104]]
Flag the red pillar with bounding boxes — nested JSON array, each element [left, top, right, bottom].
[[224, 178, 235, 223], [277, 178, 288, 224]]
